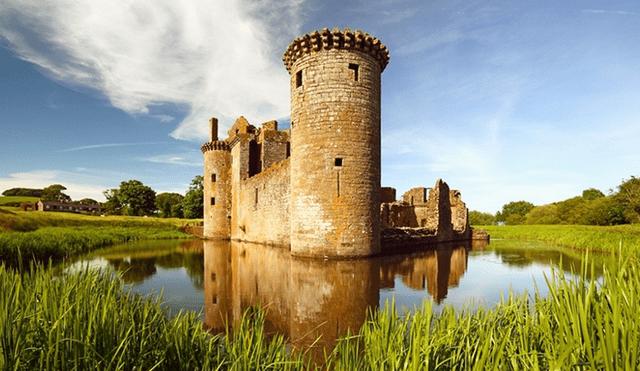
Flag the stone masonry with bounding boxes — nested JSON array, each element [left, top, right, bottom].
[[201, 28, 484, 258]]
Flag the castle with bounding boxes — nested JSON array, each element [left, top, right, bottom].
[[201, 28, 482, 258]]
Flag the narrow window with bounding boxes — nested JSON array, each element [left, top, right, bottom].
[[212, 295, 217, 304], [211, 174, 216, 182], [337, 172, 340, 197], [211, 197, 216, 206], [296, 70, 303, 88], [211, 273, 216, 282], [349, 63, 359, 81], [255, 188, 258, 205], [334, 158, 343, 167]]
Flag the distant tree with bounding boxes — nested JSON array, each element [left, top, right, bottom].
[[524, 204, 562, 225], [182, 175, 203, 219], [2, 188, 43, 197], [156, 192, 184, 218], [468, 211, 495, 226], [42, 184, 71, 202], [103, 180, 156, 216], [102, 189, 122, 215], [117, 180, 156, 216], [78, 198, 99, 205], [556, 196, 588, 225], [496, 201, 535, 225], [582, 188, 605, 201], [611, 176, 640, 223]]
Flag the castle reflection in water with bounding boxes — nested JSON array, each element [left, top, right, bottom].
[[203, 239, 483, 351]]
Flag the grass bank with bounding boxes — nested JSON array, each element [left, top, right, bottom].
[[0, 210, 197, 267], [0, 208, 198, 232], [0, 226, 190, 267], [476, 224, 640, 257], [3, 255, 639, 370]]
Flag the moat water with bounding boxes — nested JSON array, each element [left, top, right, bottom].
[[65, 238, 600, 351]]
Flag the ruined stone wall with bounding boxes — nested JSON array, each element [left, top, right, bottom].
[[286, 28, 389, 258], [425, 179, 452, 240], [450, 190, 470, 236], [402, 187, 427, 205], [231, 158, 291, 246], [381, 187, 396, 203], [380, 202, 418, 228]]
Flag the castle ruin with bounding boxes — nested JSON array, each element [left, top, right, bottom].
[[201, 28, 484, 258]]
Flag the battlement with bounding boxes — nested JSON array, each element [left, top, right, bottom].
[[201, 141, 230, 153], [283, 27, 390, 73]]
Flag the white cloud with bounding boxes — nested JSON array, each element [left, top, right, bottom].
[[0, 0, 305, 141]]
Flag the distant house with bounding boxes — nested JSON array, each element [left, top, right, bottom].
[[34, 200, 104, 214]]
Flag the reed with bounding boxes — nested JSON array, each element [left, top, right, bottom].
[[0, 226, 191, 267]]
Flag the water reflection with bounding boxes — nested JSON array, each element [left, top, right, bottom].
[[68, 237, 599, 353], [204, 240, 380, 351]]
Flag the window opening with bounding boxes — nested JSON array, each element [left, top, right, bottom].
[[211, 197, 216, 206], [349, 63, 359, 81], [334, 158, 343, 167], [211, 273, 216, 282], [212, 174, 216, 182], [337, 172, 340, 197], [212, 295, 217, 304], [296, 70, 303, 88], [255, 188, 258, 205]]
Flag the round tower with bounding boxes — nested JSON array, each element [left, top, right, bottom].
[[283, 28, 390, 258], [201, 118, 231, 239]]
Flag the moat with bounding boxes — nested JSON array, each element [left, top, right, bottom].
[[65, 238, 599, 351]]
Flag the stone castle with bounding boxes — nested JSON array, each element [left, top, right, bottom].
[[201, 28, 483, 258]]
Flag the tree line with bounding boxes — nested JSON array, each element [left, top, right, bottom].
[[2, 175, 206, 219], [470, 176, 640, 226]]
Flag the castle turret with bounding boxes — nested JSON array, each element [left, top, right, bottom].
[[283, 28, 390, 257], [201, 118, 232, 239]]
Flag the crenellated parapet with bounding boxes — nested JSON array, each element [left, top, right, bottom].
[[283, 27, 390, 73], [201, 141, 230, 153]]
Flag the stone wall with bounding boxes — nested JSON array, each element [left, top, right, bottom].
[[231, 158, 291, 246]]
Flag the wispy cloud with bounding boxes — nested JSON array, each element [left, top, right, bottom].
[[152, 115, 175, 123], [583, 9, 636, 15], [58, 142, 168, 152], [0, 0, 305, 141], [139, 154, 201, 166]]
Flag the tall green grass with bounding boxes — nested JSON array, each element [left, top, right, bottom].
[[3, 254, 639, 370], [478, 224, 640, 258], [326, 253, 640, 370], [0, 264, 309, 371], [0, 227, 191, 267]]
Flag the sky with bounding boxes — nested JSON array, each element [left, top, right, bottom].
[[1, 0, 639, 213]]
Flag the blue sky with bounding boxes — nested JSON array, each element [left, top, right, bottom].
[[1, 0, 638, 213]]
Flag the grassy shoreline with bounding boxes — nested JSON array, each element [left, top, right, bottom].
[[2, 255, 638, 370], [476, 224, 640, 258], [0, 209, 196, 266]]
